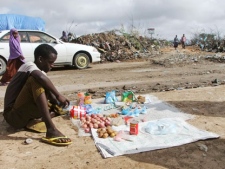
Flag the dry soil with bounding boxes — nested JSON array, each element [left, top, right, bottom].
[[0, 46, 225, 169]]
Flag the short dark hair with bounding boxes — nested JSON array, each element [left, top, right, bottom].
[[34, 44, 57, 60]]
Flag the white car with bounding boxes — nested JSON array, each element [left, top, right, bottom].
[[0, 30, 101, 75]]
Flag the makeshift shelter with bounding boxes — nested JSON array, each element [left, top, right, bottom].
[[0, 14, 45, 31]]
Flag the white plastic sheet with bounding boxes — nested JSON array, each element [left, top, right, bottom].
[[92, 118, 219, 158]]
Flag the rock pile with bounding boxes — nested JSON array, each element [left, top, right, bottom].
[[71, 30, 171, 62]]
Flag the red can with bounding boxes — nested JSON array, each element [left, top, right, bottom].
[[130, 120, 139, 135]]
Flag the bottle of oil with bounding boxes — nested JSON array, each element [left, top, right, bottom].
[[77, 92, 85, 106]]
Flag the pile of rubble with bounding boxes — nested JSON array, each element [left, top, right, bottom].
[[193, 33, 225, 53], [71, 30, 171, 62], [154, 48, 225, 66], [71, 30, 225, 64]]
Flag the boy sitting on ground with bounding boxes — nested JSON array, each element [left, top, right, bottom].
[[3, 44, 71, 145]]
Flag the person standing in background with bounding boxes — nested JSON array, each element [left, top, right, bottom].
[[59, 31, 68, 42], [173, 35, 179, 50], [0, 28, 25, 86], [181, 34, 186, 49], [68, 32, 75, 42]]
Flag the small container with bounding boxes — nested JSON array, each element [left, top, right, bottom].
[[77, 92, 85, 106], [130, 120, 139, 135], [84, 95, 92, 104]]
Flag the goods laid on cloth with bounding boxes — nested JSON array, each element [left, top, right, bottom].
[[92, 118, 219, 158], [0, 14, 45, 31], [71, 94, 195, 136], [89, 94, 194, 121], [69, 93, 219, 158]]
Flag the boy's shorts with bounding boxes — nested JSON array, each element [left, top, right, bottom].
[[3, 76, 45, 129]]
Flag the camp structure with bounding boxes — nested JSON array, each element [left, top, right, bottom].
[[0, 14, 45, 31]]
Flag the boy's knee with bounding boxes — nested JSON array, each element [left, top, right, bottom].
[[26, 76, 46, 100]]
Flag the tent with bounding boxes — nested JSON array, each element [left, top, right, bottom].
[[0, 14, 45, 31]]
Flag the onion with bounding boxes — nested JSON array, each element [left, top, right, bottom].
[[105, 121, 111, 126], [84, 128, 90, 133], [81, 119, 86, 123], [81, 124, 88, 128], [106, 117, 111, 121], [98, 123, 105, 128], [104, 120, 108, 123], [89, 123, 93, 128], [91, 118, 96, 123], [93, 123, 98, 129], [86, 116, 91, 121], [91, 114, 97, 118]]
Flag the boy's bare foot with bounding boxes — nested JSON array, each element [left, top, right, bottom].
[[46, 128, 71, 143]]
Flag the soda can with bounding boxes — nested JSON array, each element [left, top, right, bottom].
[[130, 120, 139, 135]]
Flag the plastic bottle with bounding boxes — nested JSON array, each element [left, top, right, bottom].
[[77, 92, 85, 106], [84, 93, 92, 104]]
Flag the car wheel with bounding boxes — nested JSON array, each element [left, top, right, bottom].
[[0, 57, 7, 76], [74, 52, 90, 69]]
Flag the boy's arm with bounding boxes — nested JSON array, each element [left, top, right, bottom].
[[31, 70, 69, 107]]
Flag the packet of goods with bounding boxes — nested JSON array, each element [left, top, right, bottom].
[[84, 93, 92, 104], [121, 91, 136, 102], [104, 90, 118, 104], [70, 106, 86, 119]]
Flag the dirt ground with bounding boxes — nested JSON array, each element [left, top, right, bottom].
[[0, 45, 225, 169]]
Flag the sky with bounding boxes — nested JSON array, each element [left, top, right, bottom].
[[1, 0, 225, 40]]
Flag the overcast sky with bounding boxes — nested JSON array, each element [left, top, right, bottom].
[[1, 0, 225, 40]]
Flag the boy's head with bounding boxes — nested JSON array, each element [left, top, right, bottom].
[[34, 44, 58, 73]]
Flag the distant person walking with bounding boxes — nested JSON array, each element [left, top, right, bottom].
[[181, 34, 186, 49], [60, 31, 68, 42], [0, 28, 25, 86], [173, 35, 179, 50]]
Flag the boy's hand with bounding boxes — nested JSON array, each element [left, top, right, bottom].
[[57, 94, 70, 108]]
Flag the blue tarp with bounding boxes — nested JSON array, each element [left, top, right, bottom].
[[0, 14, 45, 31]]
